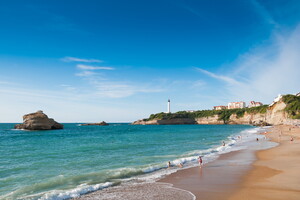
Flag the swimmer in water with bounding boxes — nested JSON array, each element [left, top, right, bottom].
[[167, 161, 171, 168]]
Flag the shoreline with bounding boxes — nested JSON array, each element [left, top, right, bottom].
[[159, 124, 300, 200], [73, 125, 272, 200], [158, 149, 256, 200], [72, 124, 300, 200]]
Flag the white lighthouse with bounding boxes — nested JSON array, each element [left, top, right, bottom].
[[167, 99, 171, 113]]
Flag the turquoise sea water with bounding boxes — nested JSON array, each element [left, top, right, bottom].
[[0, 123, 262, 200]]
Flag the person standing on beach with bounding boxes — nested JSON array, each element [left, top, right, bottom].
[[222, 141, 225, 146], [198, 156, 203, 167]]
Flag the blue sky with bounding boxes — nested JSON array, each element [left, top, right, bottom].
[[0, 0, 300, 122]]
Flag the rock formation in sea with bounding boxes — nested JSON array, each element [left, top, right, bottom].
[[80, 121, 109, 126], [14, 110, 63, 130]]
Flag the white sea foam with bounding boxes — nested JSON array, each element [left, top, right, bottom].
[[36, 182, 113, 200]]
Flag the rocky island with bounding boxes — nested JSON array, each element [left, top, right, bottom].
[[15, 110, 63, 130], [133, 94, 300, 126], [80, 121, 109, 126]]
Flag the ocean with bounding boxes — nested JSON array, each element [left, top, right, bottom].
[[0, 123, 273, 200]]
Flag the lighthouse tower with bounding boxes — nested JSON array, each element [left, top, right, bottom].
[[167, 99, 171, 113]]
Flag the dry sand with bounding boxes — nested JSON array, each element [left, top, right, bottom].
[[228, 125, 300, 200]]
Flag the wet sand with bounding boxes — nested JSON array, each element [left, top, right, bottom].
[[228, 125, 300, 200], [74, 182, 195, 200], [159, 149, 256, 200]]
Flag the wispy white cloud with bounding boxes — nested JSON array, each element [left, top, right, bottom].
[[60, 84, 77, 91], [75, 71, 96, 77], [192, 80, 206, 88], [208, 24, 300, 103], [250, 0, 278, 27], [61, 56, 103, 63], [90, 79, 164, 98], [70, 59, 163, 98], [195, 67, 240, 85], [0, 81, 16, 85], [76, 64, 114, 70]]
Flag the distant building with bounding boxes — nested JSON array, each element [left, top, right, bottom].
[[248, 101, 263, 108], [228, 101, 246, 109], [213, 106, 227, 110]]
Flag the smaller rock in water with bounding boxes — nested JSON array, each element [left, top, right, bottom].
[[80, 121, 109, 126], [14, 110, 63, 130]]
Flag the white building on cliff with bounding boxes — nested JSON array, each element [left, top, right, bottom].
[[248, 101, 263, 108], [228, 101, 246, 109]]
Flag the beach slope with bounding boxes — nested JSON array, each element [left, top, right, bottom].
[[228, 125, 300, 200]]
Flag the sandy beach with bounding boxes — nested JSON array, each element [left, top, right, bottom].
[[228, 125, 300, 200]]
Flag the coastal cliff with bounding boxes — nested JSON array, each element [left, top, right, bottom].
[[226, 99, 299, 125], [15, 111, 64, 130], [133, 94, 300, 126]]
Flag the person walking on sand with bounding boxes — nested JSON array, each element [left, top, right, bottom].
[[290, 136, 294, 143], [198, 156, 203, 167]]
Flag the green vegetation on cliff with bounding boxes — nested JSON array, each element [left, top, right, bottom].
[[147, 105, 268, 124], [282, 94, 300, 119]]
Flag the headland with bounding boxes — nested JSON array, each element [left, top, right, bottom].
[[133, 94, 300, 126]]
